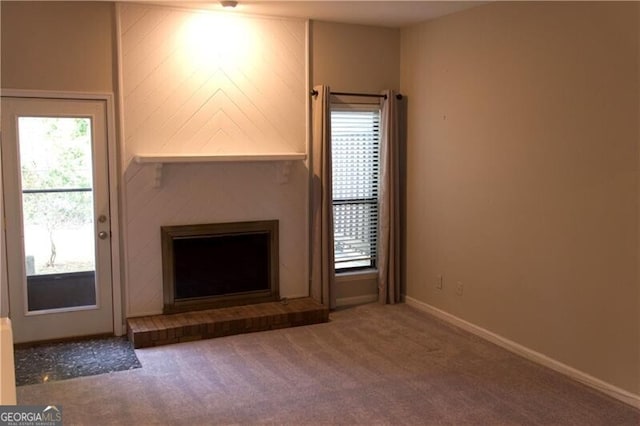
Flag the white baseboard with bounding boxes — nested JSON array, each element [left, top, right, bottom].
[[404, 296, 640, 409], [336, 294, 378, 308]]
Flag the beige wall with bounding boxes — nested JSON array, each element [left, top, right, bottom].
[[311, 21, 399, 93], [311, 21, 400, 304], [401, 1, 639, 394], [1, 1, 115, 92]]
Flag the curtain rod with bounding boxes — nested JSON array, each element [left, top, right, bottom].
[[310, 89, 403, 100]]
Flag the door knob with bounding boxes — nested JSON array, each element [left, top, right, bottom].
[[98, 231, 109, 240]]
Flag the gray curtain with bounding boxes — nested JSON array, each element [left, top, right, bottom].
[[378, 90, 402, 304], [310, 85, 336, 308]]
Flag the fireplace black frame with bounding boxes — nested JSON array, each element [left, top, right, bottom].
[[161, 220, 279, 314]]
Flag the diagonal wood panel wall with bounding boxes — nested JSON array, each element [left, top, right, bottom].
[[119, 4, 308, 316]]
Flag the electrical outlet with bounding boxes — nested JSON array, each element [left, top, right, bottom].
[[436, 275, 443, 290], [456, 281, 464, 296]]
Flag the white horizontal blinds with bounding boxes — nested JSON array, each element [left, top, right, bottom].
[[331, 105, 381, 270]]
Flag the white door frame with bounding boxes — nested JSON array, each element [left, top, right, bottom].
[[0, 89, 124, 336]]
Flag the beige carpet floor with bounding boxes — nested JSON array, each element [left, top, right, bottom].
[[17, 303, 640, 425]]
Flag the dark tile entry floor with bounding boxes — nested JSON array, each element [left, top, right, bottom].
[[14, 336, 141, 386]]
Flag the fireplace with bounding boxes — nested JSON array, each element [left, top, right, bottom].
[[161, 220, 279, 314]]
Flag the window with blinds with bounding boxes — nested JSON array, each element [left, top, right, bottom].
[[331, 105, 381, 271]]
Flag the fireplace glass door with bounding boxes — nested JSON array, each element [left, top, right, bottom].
[[162, 220, 279, 313]]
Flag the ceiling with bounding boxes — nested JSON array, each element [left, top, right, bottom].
[[150, 1, 484, 28]]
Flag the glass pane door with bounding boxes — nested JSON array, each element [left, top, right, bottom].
[[18, 117, 98, 311], [2, 97, 113, 343]]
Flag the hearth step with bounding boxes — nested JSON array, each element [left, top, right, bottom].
[[127, 297, 329, 349]]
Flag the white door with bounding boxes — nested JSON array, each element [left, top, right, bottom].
[[1, 97, 113, 343]]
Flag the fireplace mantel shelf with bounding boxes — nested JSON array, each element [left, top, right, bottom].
[[134, 153, 306, 164], [133, 153, 307, 188]]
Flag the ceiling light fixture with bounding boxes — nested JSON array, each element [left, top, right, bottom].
[[220, 0, 238, 8]]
